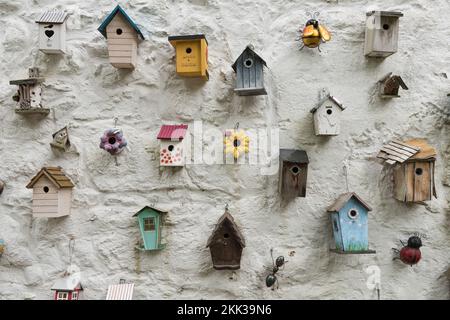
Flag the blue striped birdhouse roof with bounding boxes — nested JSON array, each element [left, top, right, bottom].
[[98, 5, 145, 40]]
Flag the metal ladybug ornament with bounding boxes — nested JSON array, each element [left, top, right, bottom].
[[299, 12, 331, 52], [400, 236, 423, 267]]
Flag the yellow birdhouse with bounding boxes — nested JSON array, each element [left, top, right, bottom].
[[168, 34, 209, 80]]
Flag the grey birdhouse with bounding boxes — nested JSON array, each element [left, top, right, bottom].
[[279, 149, 309, 199], [378, 73, 408, 98], [50, 127, 71, 151], [310, 89, 345, 136], [36, 10, 69, 54], [364, 11, 403, 58], [232, 45, 267, 96]]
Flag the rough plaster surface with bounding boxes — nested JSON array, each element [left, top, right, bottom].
[[0, 0, 449, 300]]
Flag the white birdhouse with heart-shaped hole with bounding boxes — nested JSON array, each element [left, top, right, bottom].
[[36, 10, 69, 54]]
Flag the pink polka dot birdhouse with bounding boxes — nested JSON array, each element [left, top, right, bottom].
[[157, 124, 188, 167]]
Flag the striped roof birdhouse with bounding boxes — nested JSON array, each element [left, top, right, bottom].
[[157, 124, 188, 167], [364, 11, 403, 58], [310, 89, 345, 136], [279, 149, 309, 199], [232, 45, 267, 96], [106, 280, 134, 300], [36, 9, 69, 54], [98, 5, 145, 69], [378, 73, 408, 98], [133, 206, 167, 251]]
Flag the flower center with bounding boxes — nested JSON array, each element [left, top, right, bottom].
[[233, 139, 241, 147]]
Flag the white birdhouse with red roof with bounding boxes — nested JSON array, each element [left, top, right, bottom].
[[157, 124, 188, 167]]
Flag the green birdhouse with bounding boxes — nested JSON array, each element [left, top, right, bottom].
[[133, 206, 167, 251]]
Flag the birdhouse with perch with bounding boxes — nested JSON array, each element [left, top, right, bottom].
[[279, 149, 309, 199], [377, 139, 437, 203], [168, 34, 209, 80], [232, 45, 267, 96], [9, 68, 49, 115], [50, 127, 71, 151], [157, 124, 188, 167], [206, 207, 245, 270], [36, 10, 68, 54], [328, 193, 376, 254], [98, 5, 145, 69], [133, 206, 167, 251], [310, 89, 345, 136], [26, 167, 74, 218], [378, 73, 408, 98], [364, 11, 403, 58]]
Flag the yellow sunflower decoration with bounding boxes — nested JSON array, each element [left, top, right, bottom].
[[224, 129, 250, 159]]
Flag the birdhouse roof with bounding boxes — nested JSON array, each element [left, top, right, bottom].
[[231, 45, 267, 72], [98, 5, 145, 40], [206, 210, 246, 248], [106, 283, 134, 300], [366, 11, 404, 17], [26, 167, 74, 189], [327, 192, 372, 213], [378, 73, 408, 90], [168, 34, 208, 45], [280, 149, 309, 164], [377, 139, 436, 165], [36, 10, 69, 24], [157, 124, 188, 140], [311, 95, 345, 113], [132, 206, 168, 217], [51, 274, 83, 291]]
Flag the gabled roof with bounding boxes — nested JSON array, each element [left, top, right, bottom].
[[157, 124, 188, 140], [206, 210, 245, 248], [51, 274, 83, 291], [26, 167, 74, 189], [280, 149, 309, 164], [327, 192, 372, 213], [36, 10, 68, 24], [367, 11, 403, 17], [106, 283, 134, 300], [378, 73, 408, 90], [133, 206, 168, 217], [232, 45, 267, 72], [311, 94, 345, 113], [377, 139, 436, 165], [98, 5, 145, 40]]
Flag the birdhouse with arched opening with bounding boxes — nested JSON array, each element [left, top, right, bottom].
[[232, 45, 267, 96], [310, 89, 345, 136], [157, 124, 188, 167], [279, 149, 309, 199], [36, 10, 69, 54], [364, 11, 403, 58]]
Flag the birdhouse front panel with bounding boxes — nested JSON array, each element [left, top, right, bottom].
[[364, 11, 403, 58], [393, 160, 436, 203], [105, 13, 138, 69], [169, 35, 209, 80], [232, 46, 267, 96], [336, 199, 370, 252], [31, 175, 59, 217], [134, 207, 167, 251], [36, 10, 68, 54], [278, 149, 309, 199], [313, 100, 342, 136]]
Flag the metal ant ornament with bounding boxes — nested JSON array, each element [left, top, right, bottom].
[[265, 249, 287, 290], [299, 12, 331, 52], [393, 235, 423, 266]]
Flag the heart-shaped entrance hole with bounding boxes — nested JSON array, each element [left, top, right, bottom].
[[45, 30, 55, 38]]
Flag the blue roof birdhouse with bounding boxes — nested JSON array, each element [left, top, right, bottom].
[[133, 206, 167, 251]]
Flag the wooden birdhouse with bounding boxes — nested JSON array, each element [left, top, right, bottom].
[[364, 11, 403, 58], [9, 68, 49, 115], [328, 193, 376, 254], [377, 139, 437, 203], [98, 5, 145, 69], [378, 73, 408, 98], [168, 34, 209, 80], [51, 273, 83, 300], [50, 126, 71, 151], [206, 207, 245, 270], [279, 149, 309, 198], [26, 167, 74, 218], [157, 124, 188, 167], [106, 280, 134, 300], [133, 206, 167, 251], [310, 89, 345, 136], [232, 45, 267, 96], [36, 10, 68, 54]]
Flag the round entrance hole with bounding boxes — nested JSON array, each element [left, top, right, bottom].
[[383, 24, 390, 30], [43, 186, 50, 193], [223, 233, 230, 239], [244, 58, 253, 68], [348, 209, 359, 220], [168, 145, 175, 152], [233, 139, 241, 147], [108, 137, 116, 145], [186, 47, 192, 54], [327, 109, 333, 115], [415, 168, 423, 176], [290, 166, 300, 175], [116, 28, 123, 35]]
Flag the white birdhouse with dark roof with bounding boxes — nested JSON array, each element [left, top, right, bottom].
[[157, 124, 188, 167], [310, 89, 345, 136], [36, 10, 69, 54]]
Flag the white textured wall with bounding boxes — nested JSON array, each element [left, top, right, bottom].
[[0, 0, 449, 300]]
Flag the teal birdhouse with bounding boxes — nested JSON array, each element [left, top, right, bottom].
[[133, 206, 167, 251]]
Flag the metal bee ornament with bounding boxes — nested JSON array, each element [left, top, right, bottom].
[[393, 235, 423, 267], [265, 249, 287, 290], [299, 12, 331, 52]]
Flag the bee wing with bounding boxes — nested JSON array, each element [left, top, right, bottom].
[[319, 25, 331, 41], [303, 25, 315, 37]]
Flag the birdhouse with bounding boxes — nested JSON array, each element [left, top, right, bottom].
[[26, 167, 74, 218], [232, 45, 267, 96], [168, 34, 209, 80], [328, 193, 376, 254], [98, 5, 145, 69], [157, 124, 188, 167], [0, 239, 5, 257], [106, 280, 134, 300], [51, 273, 83, 300], [310, 90, 345, 136], [133, 206, 167, 251], [364, 11, 403, 58], [0, 180, 4, 195], [50, 127, 71, 151], [36, 10, 68, 54], [9, 68, 49, 115], [377, 139, 437, 203], [378, 73, 408, 98], [279, 149, 309, 198], [206, 207, 245, 270]]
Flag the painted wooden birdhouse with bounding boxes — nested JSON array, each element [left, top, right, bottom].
[[364, 11, 403, 58], [51, 273, 83, 300], [328, 193, 376, 254], [378, 73, 408, 98], [106, 280, 134, 300], [232, 45, 267, 96], [26, 167, 74, 218], [133, 206, 167, 251], [279, 149, 309, 199], [36, 10, 68, 54], [310, 90, 345, 136], [9, 68, 49, 115], [377, 139, 437, 203], [50, 126, 71, 151], [168, 34, 209, 80], [206, 207, 245, 270], [98, 5, 145, 69], [157, 124, 188, 167]]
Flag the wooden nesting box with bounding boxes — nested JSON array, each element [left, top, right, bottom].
[[377, 139, 437, 203], [133, 206, 167, 251], [106, 280, 134, 300], [50, 126, 71, 151], [98, 5, 145, 69], [52, 274, 83, 300], [9, 68, 49, 115], [168, 34, 209, 80], [206, 208, 245, 270], [26, 167, 74, 218], [310, 91, 345, 136], [279, 149, 309, 198], [378, 73, 408, 98], [157, 124, 188, 167], [328, 193, 376, 254], [232, 45, 267, 96], [364, 11, 403, 58], [36, 10, 68, 54]]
